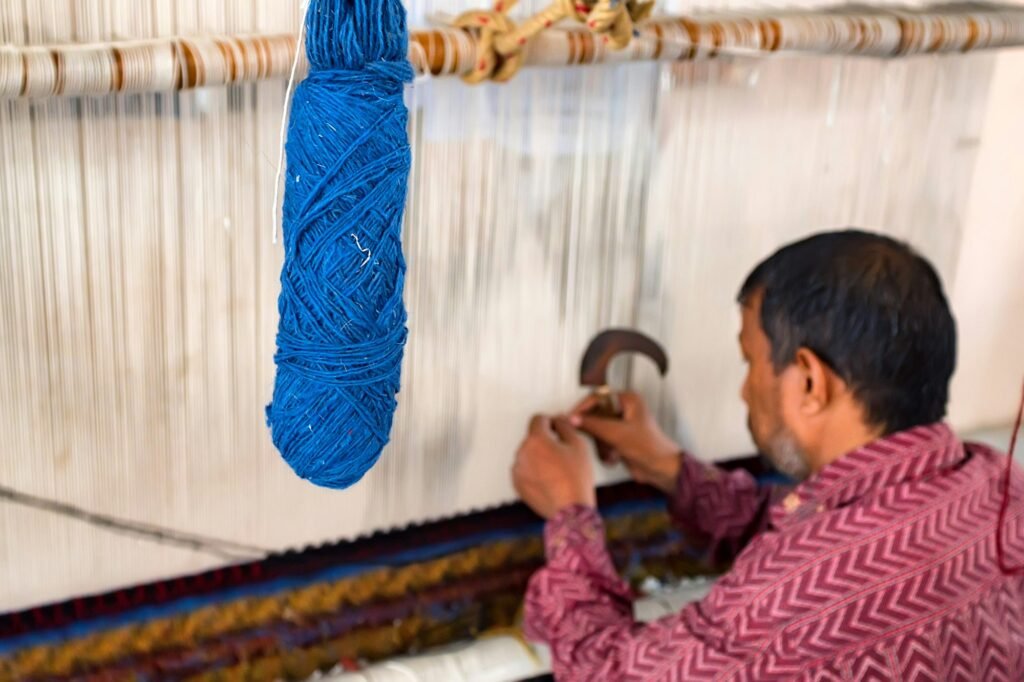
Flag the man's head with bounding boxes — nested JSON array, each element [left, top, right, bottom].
[[737, 230, 957, 479]]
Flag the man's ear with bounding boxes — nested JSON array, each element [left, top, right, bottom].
[[793, 347, 831, 415]]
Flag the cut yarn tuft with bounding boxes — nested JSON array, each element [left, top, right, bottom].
[[267, 0, 414, 489]]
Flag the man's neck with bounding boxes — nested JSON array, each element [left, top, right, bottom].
[[807, 418, 885, 474]]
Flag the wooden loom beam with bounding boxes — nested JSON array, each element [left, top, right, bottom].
[[1, 5, 1024, 99]]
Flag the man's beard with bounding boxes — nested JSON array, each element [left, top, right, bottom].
[[750, 413, 811, 481], [764, 428, 811, 481]]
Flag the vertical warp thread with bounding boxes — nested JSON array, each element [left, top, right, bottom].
[[267, 0, 413, 489]]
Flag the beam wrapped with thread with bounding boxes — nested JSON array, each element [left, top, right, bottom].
[[2, 4, 1024, 99]]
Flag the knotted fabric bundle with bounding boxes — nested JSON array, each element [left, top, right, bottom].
[[267, 0, 413, 489]]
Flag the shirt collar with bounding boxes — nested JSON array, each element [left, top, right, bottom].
[[770, 422, 966, 529]]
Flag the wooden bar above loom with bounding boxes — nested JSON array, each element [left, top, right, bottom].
[[2, 5, 1024, 99]]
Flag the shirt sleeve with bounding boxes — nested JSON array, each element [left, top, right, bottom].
[[523, 505, 748, 680], [668, 453, 785, 565]]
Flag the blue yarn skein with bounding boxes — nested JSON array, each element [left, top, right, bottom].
[[267, 0, 413, 489]]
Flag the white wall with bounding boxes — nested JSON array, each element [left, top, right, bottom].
[[948, 50, 1024, 431]]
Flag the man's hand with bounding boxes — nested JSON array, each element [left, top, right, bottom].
[[512, 415, 596, 520], [570, 391, 682, 494]]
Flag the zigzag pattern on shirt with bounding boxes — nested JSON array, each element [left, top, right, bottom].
[[527, 424, 1024, 681]]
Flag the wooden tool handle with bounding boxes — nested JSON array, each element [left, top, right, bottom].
[[587, 387, 622, 464]]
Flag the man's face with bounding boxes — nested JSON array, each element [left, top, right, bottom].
[[739, 294, 811, 481]]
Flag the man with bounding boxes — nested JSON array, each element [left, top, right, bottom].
[[512, 230, 1024, 680]]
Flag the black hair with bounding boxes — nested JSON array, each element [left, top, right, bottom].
[[738, 229, 956, 434]]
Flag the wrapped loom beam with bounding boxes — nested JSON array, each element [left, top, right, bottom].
[[3, 4, 1024, 99]]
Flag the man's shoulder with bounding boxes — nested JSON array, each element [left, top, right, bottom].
[[960, 438, 1024, 497], [704, 441, 1014, 624], [964, 438, 1016, 471], [704, 464, 983, 602], [689, 433, 1023, 671]]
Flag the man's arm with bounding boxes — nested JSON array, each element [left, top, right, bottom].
[[570, 392, 786, 564], [667, 453, 784, 566], [509, 406, 779, 678], [524, 506, 746, 680]]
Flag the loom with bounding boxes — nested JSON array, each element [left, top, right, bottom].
[[1, 0, 1024, 678]]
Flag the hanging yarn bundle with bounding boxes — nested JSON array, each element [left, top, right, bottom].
[[267, 0, 413, 489]]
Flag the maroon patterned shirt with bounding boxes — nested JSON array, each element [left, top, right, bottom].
[[525, 423, 1024, 680]]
